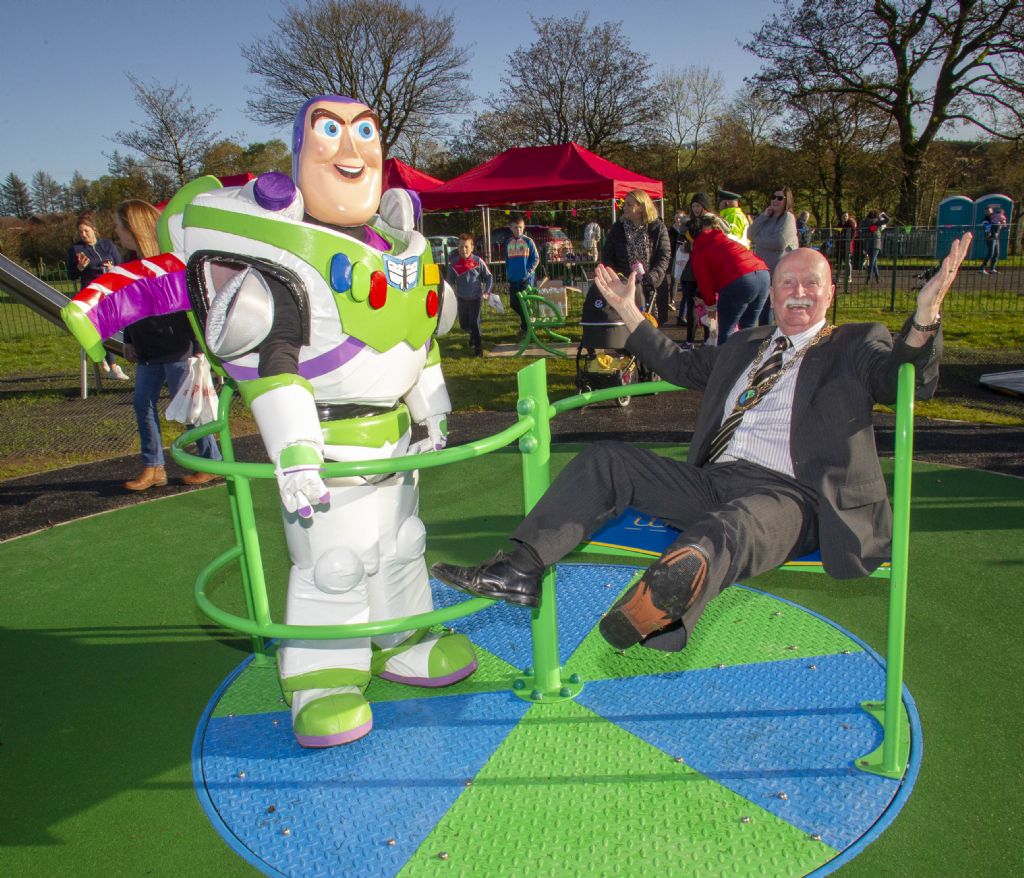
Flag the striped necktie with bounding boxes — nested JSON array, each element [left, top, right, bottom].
[[706, 336, 791, 463]]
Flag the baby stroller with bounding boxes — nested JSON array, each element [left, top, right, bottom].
[[575, 281, 655, 407]]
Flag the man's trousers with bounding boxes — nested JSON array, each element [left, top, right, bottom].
[[512, 442, 819, 650]]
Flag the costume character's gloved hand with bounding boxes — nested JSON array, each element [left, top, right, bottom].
[[275, 442, 331, 519], [410, 413, 448, 455]]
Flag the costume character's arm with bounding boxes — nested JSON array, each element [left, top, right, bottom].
[[240, 272, 329, 520], [60, 254, 189, 361], [403, 340, 452, 453]]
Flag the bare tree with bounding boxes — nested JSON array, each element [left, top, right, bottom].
[[782, 92, 894, 221], [242, 0, 471, 155], [656, 66, 726, 205], [113, 74, 220, 187], [747, 0, 1024, 221], [481, 14, 659, 152]]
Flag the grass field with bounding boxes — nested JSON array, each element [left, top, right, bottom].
[[0, 283, 1021, 480]]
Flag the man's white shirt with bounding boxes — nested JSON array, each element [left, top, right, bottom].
[[715, 319, 827, 476]]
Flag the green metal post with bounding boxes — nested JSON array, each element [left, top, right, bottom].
[[512, 360, 581, 703], [858, 363, 914, 778], [211, 387, 270, 664]]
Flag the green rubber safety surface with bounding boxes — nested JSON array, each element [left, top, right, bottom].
[[398, 698, 831, 878]]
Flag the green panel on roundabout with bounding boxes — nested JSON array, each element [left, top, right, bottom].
[[398, 698, 832, 878], [566, 586, 863, 682]]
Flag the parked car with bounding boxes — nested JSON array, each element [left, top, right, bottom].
[[426, 235, 460, 265], [489, 225, 575, 263]]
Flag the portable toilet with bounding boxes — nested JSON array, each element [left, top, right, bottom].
[[936, 196, 974, 259], [973, 194, 1013, 261]]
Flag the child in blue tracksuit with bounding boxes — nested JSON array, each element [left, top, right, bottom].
[[504, 215, 539, 334], [446, 233, 494, 355]]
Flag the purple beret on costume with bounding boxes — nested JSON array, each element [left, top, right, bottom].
[[291, 94, 360, 181]]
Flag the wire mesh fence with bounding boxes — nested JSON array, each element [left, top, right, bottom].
[[0, 235, 1021, 479]]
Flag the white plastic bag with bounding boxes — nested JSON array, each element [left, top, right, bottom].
[[166, 355, 219, 425], [486, 292, 505, 314]]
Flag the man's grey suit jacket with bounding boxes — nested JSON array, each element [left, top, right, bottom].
[[626, 319, 941, 579]]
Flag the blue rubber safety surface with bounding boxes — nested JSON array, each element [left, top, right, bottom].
[[194, 564, 921, 878]]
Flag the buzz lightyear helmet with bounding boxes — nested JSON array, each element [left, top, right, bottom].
[[291, 94, 362, 183]]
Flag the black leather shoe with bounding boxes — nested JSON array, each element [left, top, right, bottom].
[[431, 552, 542, 608]]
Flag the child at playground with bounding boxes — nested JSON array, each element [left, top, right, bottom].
[[446, 233, 494, 356]]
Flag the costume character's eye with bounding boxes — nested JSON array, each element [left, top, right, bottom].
[[355, 120, 376, 141], [313, 118, 342, 139]]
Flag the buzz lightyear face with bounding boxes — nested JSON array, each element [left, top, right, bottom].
[[295, 97, 383, 227]]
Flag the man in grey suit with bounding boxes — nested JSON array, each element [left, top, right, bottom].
[[432, 236, 972, 652]]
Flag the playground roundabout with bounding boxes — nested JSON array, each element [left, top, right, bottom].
[[178, 363, 921, 878], [194, 566, 920, 878]]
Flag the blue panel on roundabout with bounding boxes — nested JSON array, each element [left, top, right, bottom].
[[199, 691, 530, 877], [577, 651, 901, 851], [430, 563, 636, 667]]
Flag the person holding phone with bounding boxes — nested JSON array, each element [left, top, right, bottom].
[[68, 212, 129, 379]]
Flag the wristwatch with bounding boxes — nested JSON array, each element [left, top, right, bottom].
[[911, 314, 941, 332]]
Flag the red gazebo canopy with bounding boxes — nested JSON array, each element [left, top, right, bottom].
[[382, 158, 444, 192], [420, 143, 663, 210]]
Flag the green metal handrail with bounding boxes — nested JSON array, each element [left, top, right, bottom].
[[173, 359, 916, 774]]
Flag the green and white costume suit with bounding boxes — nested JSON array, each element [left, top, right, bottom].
[[183, 180, 475, 746]]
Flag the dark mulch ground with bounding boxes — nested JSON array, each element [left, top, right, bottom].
[[1, 385, 1020, 542]]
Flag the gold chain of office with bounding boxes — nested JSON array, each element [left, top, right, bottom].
[[733, 325, 835, 412]]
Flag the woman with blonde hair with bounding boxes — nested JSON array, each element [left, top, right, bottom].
[[113, 199, 222, 491], [600, 189, 671, 324]]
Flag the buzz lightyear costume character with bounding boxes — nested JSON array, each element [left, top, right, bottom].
[[62, 95, 477, 747]]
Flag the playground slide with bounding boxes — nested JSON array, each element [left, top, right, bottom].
[[0, 253, 123, 353]]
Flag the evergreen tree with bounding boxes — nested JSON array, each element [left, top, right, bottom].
[[2, 173, 32, 218]]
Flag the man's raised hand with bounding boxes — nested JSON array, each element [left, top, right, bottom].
[[916, 232, 972, 325]]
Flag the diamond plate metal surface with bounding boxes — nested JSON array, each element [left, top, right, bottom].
[[200, 692, 530, 877], [196, 564, 916, 878], [567, 584, 862, 682], [431, 564, 637, 669], [399, 699, 830, 878], [577, 652, 902, 850]]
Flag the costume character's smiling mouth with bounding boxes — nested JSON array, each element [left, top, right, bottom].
[[334, 164, 365, 180]]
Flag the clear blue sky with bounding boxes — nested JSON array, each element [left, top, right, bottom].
[[0, 0, 772, 186]]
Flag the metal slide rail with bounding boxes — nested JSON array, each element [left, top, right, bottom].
[[173, 360, 915, 776]]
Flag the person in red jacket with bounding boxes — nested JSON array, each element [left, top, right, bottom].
[[689, 214, 771, 343]]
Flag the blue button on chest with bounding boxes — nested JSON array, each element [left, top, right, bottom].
[[330, 253, 353, 292]]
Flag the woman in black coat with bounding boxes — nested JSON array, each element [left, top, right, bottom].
[[600, 189, 671, 325]]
